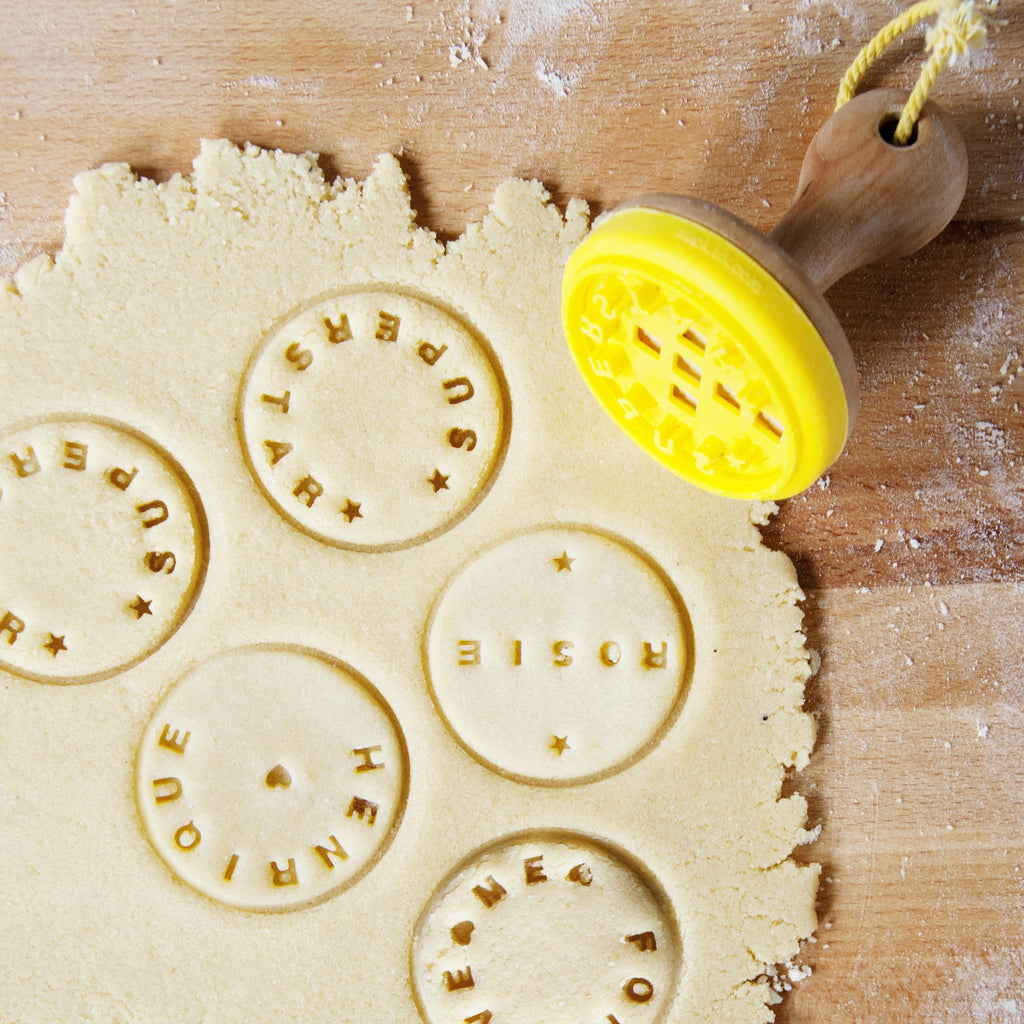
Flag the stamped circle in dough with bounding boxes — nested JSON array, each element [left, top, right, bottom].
[[0, 417, 208, 684], [412, 830, 681, 1024], [135, 645, 409, 912], [425, 527, 689, 785], [239, 289, 509, 550]]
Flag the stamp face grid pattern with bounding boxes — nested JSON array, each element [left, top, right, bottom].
[[571, 269, 792, 487], [0, 417, 207, 684]]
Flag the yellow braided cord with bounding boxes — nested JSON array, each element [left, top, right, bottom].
[[835, 0, 945, 109], [894, 47, 950, 141], [836, 1, 999, 143]]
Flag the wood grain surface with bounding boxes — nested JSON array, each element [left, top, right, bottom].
[[2, 1, 1023, 1021]]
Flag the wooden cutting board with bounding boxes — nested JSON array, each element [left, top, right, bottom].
[[2, 1, 1023, 1020]]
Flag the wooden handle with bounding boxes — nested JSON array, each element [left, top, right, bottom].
[[768, 88, 968, 293]]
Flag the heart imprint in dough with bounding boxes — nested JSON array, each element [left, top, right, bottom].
[[265, 764, 292, 789]]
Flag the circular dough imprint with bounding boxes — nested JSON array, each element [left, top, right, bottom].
[[239, 288, 509, 551], [412, 829, 682, 1024], [425, 526, 691, 785], [0, 416, 208, 683], [134, 644, 409, 912]]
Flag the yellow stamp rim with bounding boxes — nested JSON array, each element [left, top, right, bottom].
[[562, 205, 851, 500]]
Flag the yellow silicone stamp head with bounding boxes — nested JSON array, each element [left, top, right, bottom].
[[563, 89, 971, 501], [562, 200, 853, 501]]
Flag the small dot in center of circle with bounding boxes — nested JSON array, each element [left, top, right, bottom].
[[265, 764, 292, 789]]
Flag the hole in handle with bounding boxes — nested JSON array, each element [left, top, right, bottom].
[[878, 114, 920, 148]]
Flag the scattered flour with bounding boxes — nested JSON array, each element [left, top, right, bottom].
[[220, 75, 322, 99], [534, 58, 579, 96], [474, 0, 594, 51], [781, 0, 872, 60], [441, 0, 595, 83]]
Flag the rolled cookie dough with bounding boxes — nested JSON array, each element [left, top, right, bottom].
[[0, 141, 818, 1024]]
